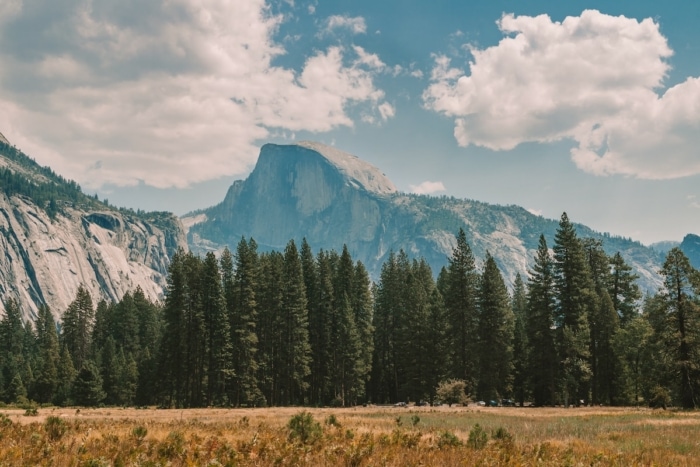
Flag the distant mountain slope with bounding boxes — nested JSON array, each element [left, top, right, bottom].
[[0, 139, 187, 323], [185, 142, 665, 292], [680, 234, 700, 269]]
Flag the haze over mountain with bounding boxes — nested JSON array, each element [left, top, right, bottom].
[[184, 142, 669, 292], [0, 140, 186, 323]]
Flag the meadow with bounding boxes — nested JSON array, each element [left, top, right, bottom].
[[1, 404, 699, 466]]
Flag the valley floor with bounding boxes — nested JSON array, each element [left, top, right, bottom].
[[1, 405, 699, 465]]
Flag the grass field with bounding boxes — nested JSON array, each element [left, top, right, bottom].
[[1, 405, 699, 465]]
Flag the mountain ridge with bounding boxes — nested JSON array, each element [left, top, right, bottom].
[[185, 142, 667, 292], [0, 140, 187, 322]]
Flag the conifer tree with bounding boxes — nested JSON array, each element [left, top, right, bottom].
[[256, 251, 285, 405], [526, 235, 558, 406], [477, 253, 515, 402], [511, 273, 528, 406], [649, 248, 700, 408], [351, 261, 374, 402], [33, 305, 60, 403], [54, 345, 76, 405], [61, 285, 96, 371], [608, 252, 641, 326], [0, 298, 26, 401], [202, 251, 232, 405], [226, 240, 263, 406], [280, 240, 311, 405], [553, 213, 593, 406], [370, 251, 403, 403], [444, 229, 480, 394], [583, 239, 621, 405], [72, 360, 105, 407]]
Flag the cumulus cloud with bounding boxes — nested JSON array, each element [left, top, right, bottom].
[[0, 0, 390, 189], [409, 181, 446, 195], [423, 9, 700, 180], [323, 15, 367, 35]]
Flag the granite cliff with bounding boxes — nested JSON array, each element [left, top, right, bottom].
[[185, 142, 665, 292], [0, 140, 187, 322]]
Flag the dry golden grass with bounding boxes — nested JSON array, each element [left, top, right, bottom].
[[1, 405, 699, 466]]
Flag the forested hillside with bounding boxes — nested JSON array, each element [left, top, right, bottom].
[[2, 213, 699, 409]]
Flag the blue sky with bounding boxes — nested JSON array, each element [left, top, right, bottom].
[[0, 0, 699, 244]]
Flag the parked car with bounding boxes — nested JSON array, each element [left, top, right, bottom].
[[501, 399, 515, 407]]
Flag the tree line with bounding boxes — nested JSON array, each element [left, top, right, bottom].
[[1, 213, 699, 408]]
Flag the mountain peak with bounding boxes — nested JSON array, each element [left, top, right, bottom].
[[0, 131, 9, 145], [287, 141, 397, 196]]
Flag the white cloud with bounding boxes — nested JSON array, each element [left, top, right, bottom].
[[323, 15, 367, 36], [409, 181, 446, 195], [0, 0, 390, 189], [378, 102, 395, 121], [423, 10, 700, 180]]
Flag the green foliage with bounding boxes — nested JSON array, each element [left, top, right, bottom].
[[131, 425, 148, 443], [44, 416, 68, 441], [325, 414, 341, 427], [287, 411, 322, 444], [437, 430, 462, 448], [436, 379, 469, 406], [467, 423, 488, 449]]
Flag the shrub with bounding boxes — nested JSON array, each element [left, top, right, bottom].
[[44, 416, 68, 441], [325, 414, 341, 427], [288, 411, 322, 445], [411, 415, 420, 426], [132, 425, 148, 443], [436, 379, 470, 406], [492, 426, 513, 442], [437, 430, 462, 448], [467, 423, 488, 449]]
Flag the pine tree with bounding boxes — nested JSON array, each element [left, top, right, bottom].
[[226, 240, 263, 406], [256, 251, 285, 406], [279, 240, 311, 405], [351, 261, 374, 403], [477, 253, 515, 402], [526, 235, 558, 406], [612, 314, 654, 405], [608, 252, 641, 326], [511, 273, 528, 406], [370, 251, 402, 403], [54, 345, 76, 406], [444, 229, 480, 395], [202, 251, 232, 406], [61, 285, 96, 371], [583, 239, 621, 405], [650, 248, 700, 408], [72, 360, 106, 407], [33, 305, 60, 403], [553, 213, 593, 406], [0, 298, 26, 402]]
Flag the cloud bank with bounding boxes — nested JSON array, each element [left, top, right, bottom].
[[0, 0, 390, 189], [423, 10, 700, 180], [409, 180, 446, 195]]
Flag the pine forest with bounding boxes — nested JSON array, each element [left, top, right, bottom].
[[2, 213, 700, 410]]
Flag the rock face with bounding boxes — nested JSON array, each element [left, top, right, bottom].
[[0, 142, 187, 323], [185, 142, 665, 292], [680, 234, 700, 269]]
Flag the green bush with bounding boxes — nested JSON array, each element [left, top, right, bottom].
[[44, 416, 68, 441], [288, 411, 322, 444], [437, 430, 462, 448], [467, 423, 488, 449]]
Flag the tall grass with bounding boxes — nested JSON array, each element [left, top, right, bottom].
[[0, 406, 698, 466]]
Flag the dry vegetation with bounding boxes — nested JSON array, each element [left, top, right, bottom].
[[1, 405, 700, 466]]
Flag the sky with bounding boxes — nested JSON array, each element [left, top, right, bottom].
[[0, 0, 699, 245]]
